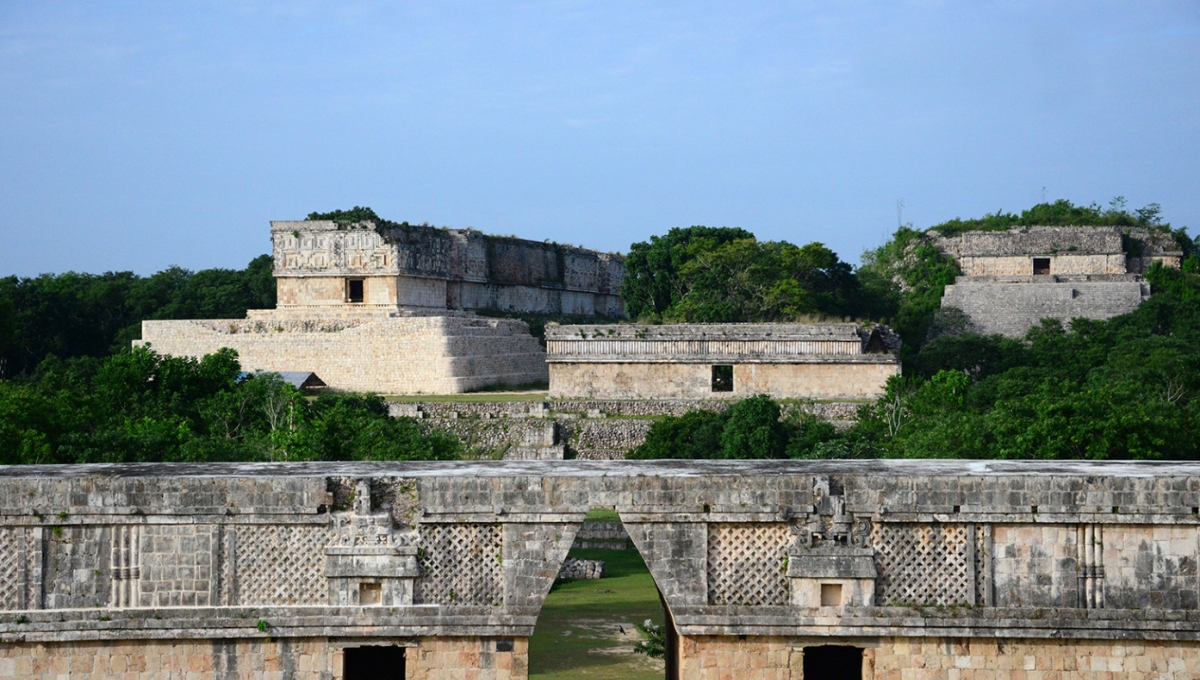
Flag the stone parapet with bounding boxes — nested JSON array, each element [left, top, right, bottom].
[[5, 460, 1200, 677]]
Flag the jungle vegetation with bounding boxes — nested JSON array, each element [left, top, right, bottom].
[[5, 199, 1200, 463]]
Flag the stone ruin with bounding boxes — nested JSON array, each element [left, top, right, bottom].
[[545, 323, 901, 400], [935, 225, 1182, 337], [136, 220, 626, 394], [5, 459, 1200, 678]]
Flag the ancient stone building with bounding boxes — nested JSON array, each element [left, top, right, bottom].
[[3, 460, 1200, 679], [137, 220, 626, 394], [935, 226, 1181, 337], [267, 220, 624, 317], [545, 323, 900, 400]]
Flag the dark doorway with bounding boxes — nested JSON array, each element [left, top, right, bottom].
[[344, 646, 405, 679], [347, 279, 365, 303], [803, 645, 862, 680], [1033, 257, 1051, 275], [711, 365, 733, 392]]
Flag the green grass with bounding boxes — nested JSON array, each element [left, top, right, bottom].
[[529, 548, 665, 680], [584, 508, 621, 523], [384, 392, 549, 403]]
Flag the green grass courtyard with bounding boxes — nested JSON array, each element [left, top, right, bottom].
[[528, 547, 666, 680]]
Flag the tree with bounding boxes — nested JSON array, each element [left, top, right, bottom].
[[718, 395, 787, 459], [620, 226, 754, 320]]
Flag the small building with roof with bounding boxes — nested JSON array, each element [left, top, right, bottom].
[[545, 323, 900, 400], [935, 226, 1181, 337]]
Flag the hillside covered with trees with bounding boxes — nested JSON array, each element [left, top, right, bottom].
[[3, 198, 1200, 463], [628, 198, 1200, 461]]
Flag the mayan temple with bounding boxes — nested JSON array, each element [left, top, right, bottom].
[[936, 225, 1181, 337], [136, 219, 625, 393]]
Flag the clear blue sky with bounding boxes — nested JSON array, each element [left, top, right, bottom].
[[2, 2, 1198, 276]]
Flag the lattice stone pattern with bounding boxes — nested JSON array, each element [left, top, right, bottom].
[[707, 523, 792, 606], [871, 523, 972, 606], [0, 528, 20, 610], [236, 525, 329, 606], [416, 524, 503, 606]]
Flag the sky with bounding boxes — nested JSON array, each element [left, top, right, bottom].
[[1, 1, 1198, 276]]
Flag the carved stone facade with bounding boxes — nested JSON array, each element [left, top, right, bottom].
[[934, 226, 1181, 337], [4, 460, 1200, 679], [545, 323, 901, 399], [270, 221, 625, 317], [137, 219, 630, 394]]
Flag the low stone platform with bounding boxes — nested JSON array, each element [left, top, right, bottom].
[[942, 276, 1151, 337]]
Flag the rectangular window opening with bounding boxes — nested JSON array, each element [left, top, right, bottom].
[[803, 645, 862, 680], [820, 583, 843, 607], [347, 278, 365, 303], [1033, 257, 1051, 275], [711, 365, 733, 392], [359, 582, 382, 606], [344, 646, 405, 679]]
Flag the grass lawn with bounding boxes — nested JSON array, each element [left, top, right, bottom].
[[529, 548, 665, 680], [384, 392, 549, 403]]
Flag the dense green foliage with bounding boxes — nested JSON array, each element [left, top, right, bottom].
[[0, 347, 460, 465], [306, 206, 382, 225], [628, 396, 839, 460], [928, 197, 1177, 237], [857, 227, 961, 359], [636, 285, 1200, 461], [621, 226, 754, 320], [620, 226, 863, 322], [0, 256, 275, 379], [633, 199, 1200, 462]]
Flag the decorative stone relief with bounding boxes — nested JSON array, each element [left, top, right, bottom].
[[0, 527, 22, 610], [325, 479, 420, 607], [870, 522, 974, 606], [784, 478, 877, 608], [235, 525, 329, 606], [415, 523, 503, 606], [706, 523, 791, 606]]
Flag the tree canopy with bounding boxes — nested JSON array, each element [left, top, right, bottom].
[[0, 255, 274, 379], [0, 347, 460, 465], [620, 227, 864, 322]]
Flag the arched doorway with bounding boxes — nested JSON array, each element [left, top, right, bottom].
[[528, 507, 669, 679]]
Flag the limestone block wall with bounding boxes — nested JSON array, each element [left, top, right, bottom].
[[8, 461, 1200, 679], [958, 253, 1126, 276], [733, 363, 898, 400], [941, 279, 1152, 337], [549, 361, 897, 400], [0, 637, 525, 680], [270, 221, 625, 317], [933, 226, 1126, 260], [392, 399, 864, 460], [137, 316, 548, 394]]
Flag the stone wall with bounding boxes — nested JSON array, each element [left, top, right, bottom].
[[958, 253, 1127, 277], [940, 279, 1152, 337], [270, 221, 625, 316], [676, 635, 1200, 679], [7, 461, 1200, 678], [934, 226, 1126, 260], [546, 323, 899, 400], [557, 558, 604, 580], [137, 316, 548, 394], [549, 361, 897, 400], [392, 399, 862, 459], [573, 521, 630, 549], [0, 636, 525, 680]]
